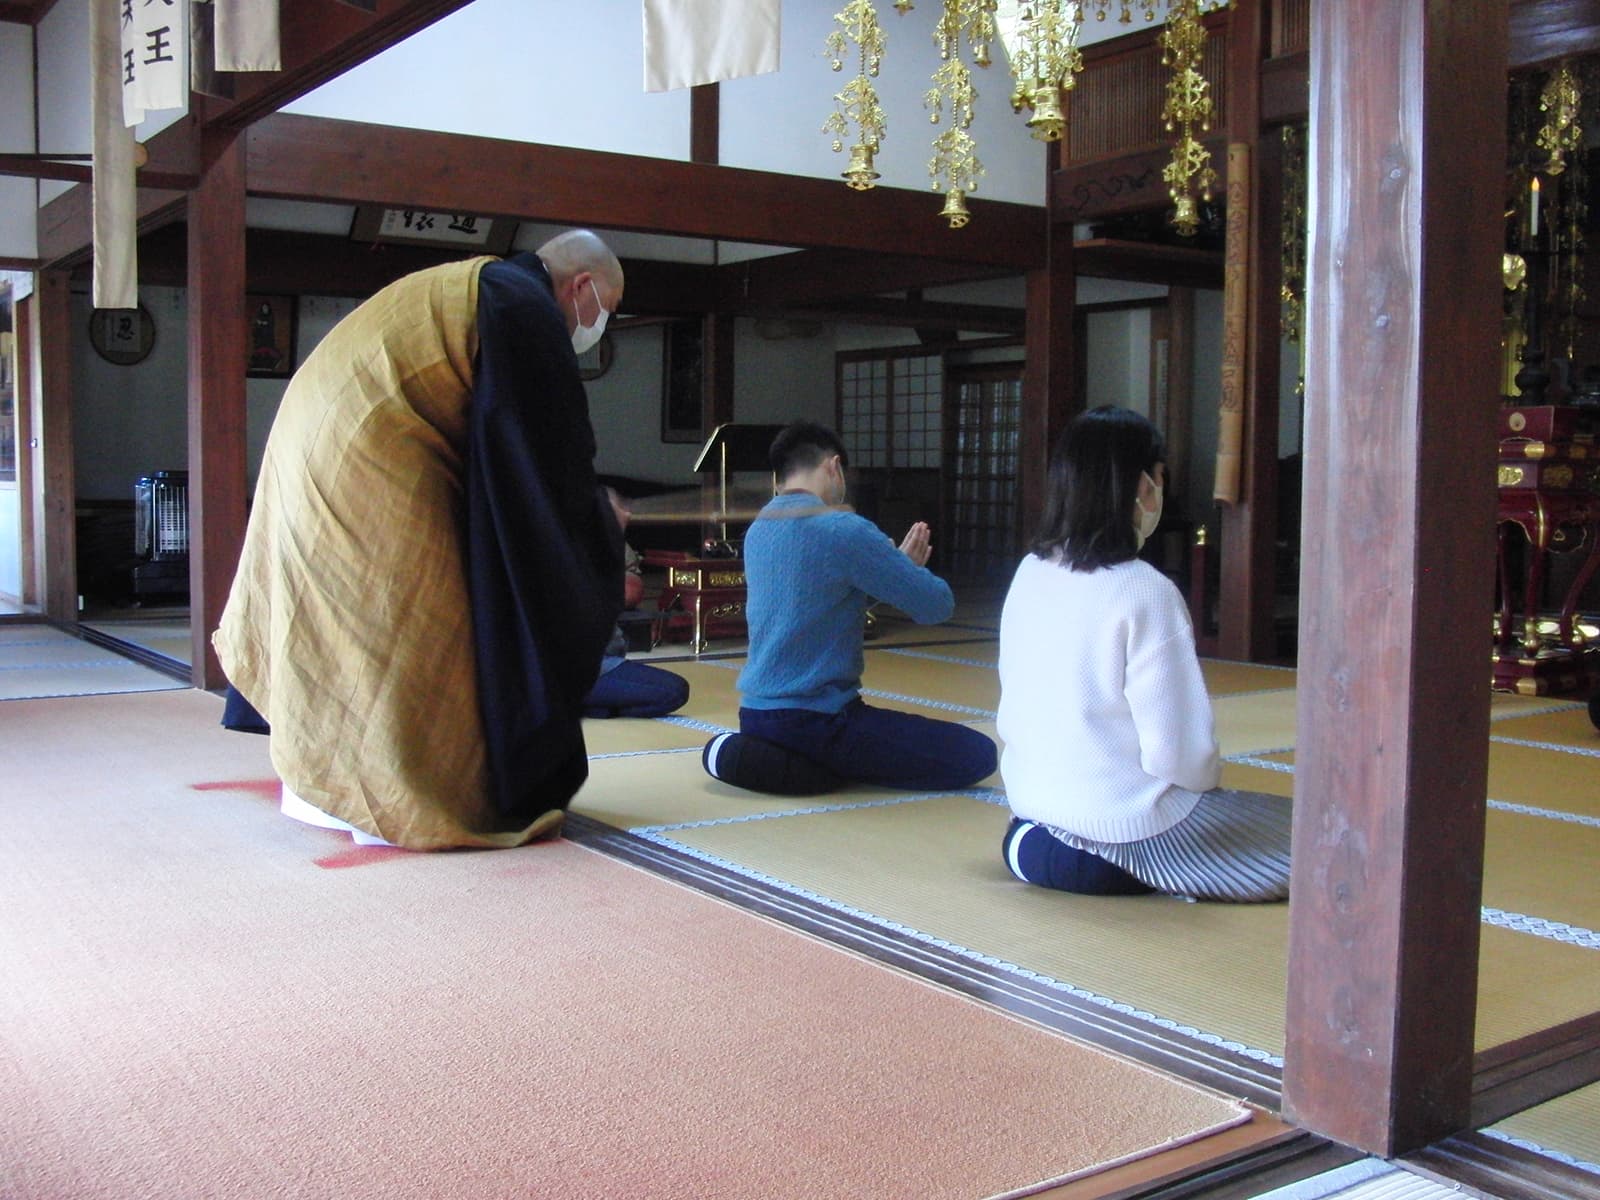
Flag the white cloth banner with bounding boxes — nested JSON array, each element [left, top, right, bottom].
[[93, 0, 138, 310], [643, 0, 780, 93], [120, 0, 190, 126], [216, 0, 281, 72]]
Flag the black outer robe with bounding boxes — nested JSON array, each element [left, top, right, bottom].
[[467, 253, 624, 822]]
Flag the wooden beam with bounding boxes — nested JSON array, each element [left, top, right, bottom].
[[245, 113, 1046, 268], [203, 0, 476, 134], [36, 270, 75, 622], [1510, 0, 1600, 66], [715, 249, 1019, 308], [1282, 0, 1504, 1156], [186, 133, 250, 690], [1073, 238, 1224, 289], [1051, 139, 1228, 224]]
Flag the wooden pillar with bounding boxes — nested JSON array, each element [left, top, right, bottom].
[[690, 83, 719, 166], [36, 270, 76, 623], [1283, 1, 1504, 1156], [186, 128, 250, 689], [1166, 286, 1195, 520], [1020, 222, 1076, 536], [1216, 0, 1278, 661], [15, 292, 39, 609]]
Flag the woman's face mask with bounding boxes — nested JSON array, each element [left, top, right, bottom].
[[571, 279, 610, 355], [1134, 470, 1163, 548]]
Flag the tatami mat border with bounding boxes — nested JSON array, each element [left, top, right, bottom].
[[1481, 1128, 1600, 1178], [1227, 754, 1600, 831], [884, 647, 1000, 668], [1493, 735, 1600, 758], [563, 812, 1287, 1107]]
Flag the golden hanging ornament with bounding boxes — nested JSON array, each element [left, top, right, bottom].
[[1536, 62, 1583, 176], [1159, 0, 1217, 236], [925, 0, 992, 228], [824, 1, 891, 191], [1006, 0, 1084, 143]]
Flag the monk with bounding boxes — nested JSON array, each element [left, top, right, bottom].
[[214, 230, 625, 849]]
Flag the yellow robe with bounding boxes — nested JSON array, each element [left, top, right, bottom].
[[214, 257, 561, 850]]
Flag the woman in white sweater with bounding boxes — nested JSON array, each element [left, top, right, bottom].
[[996, 406, 1291, 901]]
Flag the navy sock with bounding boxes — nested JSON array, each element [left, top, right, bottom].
[[702, 733, 842, 796], [1001, 818, 1154, 896]]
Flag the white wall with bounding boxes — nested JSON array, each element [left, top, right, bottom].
[[284, 0, 1050, 206], [1084, 306, 1153, 414], [285, 0, 691, 163]]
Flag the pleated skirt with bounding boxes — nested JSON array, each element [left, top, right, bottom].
[[1051, 788, 1293, 902]]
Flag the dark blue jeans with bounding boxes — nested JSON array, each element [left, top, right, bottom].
[[740, 699, 997, 792], [583, 660, 690, 718]]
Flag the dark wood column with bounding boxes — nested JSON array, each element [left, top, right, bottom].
[[36, 270, 76, 623], [705, 312, 735, 432], [1020, 219, 1076, 534], [1283, 1, 1504, 1156], [1216, 0, 1278, 661], [186, 128, 250, 689]]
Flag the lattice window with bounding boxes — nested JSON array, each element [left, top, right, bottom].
[[837, 352, 942, 470]]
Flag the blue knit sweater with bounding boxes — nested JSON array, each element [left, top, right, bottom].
[[737, 491, 955, 712]]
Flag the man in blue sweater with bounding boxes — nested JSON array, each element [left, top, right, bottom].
[[702, 422, 997, 795]]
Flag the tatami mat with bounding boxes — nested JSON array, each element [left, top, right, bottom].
[[0, 625, 185, 701], [82, 618, 192, 667], [576, 620, 1600, 1173]]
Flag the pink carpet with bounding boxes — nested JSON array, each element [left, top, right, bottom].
[[0, 690, 1250, 1199]]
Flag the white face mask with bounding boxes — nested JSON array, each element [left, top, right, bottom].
[[571, 279, 609, 355], [1134, 471, 1163, 548]]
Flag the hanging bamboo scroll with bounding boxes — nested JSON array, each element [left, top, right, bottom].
[[1214, 141, 1250, 505]]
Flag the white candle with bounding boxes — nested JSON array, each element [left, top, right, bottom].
[[1530, 176, 1541, 239]]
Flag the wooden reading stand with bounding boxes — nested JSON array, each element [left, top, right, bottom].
[[644, 423, 785, 654]]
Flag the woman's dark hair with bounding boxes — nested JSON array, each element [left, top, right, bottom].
[[1031, 405, 1166, 571], [769, 421, 848, 482]]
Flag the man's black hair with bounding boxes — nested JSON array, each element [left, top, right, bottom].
[[768, 421, 848, 482]]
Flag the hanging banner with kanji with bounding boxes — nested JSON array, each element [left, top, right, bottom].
[[121, 0, 190, 126]]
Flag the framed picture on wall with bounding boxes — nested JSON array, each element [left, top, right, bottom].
[[661, 318, 704, 444], [246, 294, 297, 379]]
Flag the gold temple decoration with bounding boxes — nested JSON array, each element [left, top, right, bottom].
[[1279, 122, 1307, 345], [825, 0, 1226, 230], [1536, 62, 1583, 176], [925, 0, 995, 227], [824, 1, 891, 190], [1006, 1, 1085, 143], [1158, 0, 1216, 236]]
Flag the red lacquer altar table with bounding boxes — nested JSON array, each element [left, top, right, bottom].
[[643, 550, 748, 654], [1494, 404, 1600, 702]]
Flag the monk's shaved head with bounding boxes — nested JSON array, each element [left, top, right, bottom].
[[537, 229, 624, 311]]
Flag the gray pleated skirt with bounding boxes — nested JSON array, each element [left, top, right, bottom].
[[1050, 788, 1293, 902]]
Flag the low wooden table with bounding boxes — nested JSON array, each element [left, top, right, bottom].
[[643, 550, 748, 654]]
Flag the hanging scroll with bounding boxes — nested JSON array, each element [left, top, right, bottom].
[[1214, 141, 1250, 505]]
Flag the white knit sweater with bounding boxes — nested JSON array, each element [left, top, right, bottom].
[[996, 552, 1220, 843]]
